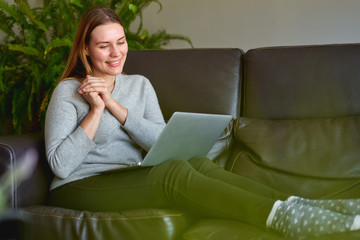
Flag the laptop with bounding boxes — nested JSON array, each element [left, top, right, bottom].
[[100, 112, 232, 172]]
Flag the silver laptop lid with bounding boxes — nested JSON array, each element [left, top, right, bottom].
[[141, 112, 232, 166]]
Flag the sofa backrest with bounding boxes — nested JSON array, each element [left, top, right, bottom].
[[242, 44, 360, 118], [124, 49, 243, 120]]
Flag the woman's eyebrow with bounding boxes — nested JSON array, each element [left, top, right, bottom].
[[96, 36, 126, 45]]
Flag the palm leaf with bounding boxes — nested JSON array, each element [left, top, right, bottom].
[[17, 0, 47, 32], [44, 38, 73, 56], [0, 11, 16, 39], [69, 0, 84, 8], [0, 0, 27, 27], [8, 44, 40, 56]]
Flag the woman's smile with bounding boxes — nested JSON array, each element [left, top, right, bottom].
[[106, 59, 122, 67]]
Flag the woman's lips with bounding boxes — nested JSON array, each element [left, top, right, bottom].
[[106, 59, 121, 67]]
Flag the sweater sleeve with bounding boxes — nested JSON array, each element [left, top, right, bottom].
[[45, 81, 96, 179], [122, 78, 166, 152]]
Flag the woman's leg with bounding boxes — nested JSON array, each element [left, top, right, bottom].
[[148, 159, 276, 228], [50, 159, 276, 229], [189, 157, 288, 200], [49, 166, 171, 212]]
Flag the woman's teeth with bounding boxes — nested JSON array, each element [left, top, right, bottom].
[[107, 60, 121, 65]]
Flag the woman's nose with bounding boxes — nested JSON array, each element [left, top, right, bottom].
[[110, 45, 121, 57]]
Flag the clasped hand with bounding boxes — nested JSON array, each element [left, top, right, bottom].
[[77, 75, 113, 111]]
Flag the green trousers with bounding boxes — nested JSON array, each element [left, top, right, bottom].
[[49, 157, 288, 228]]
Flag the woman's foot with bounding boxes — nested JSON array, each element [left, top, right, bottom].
[[267, 200, 360, 239], [288, 196, 360, 215]]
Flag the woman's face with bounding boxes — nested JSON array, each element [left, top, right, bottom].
[[85, 23, 128, 79]]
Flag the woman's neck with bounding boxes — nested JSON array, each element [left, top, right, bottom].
[[105, 76, 116, 93]]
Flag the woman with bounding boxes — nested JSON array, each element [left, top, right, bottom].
[[45, 6, 360, 239]]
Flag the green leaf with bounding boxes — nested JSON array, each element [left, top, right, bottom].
[[8, 44, 40, 56], [140, 29, 149, 40], [17, 0, 47, 31], [44, 38, 73, 56], [128, 4, 138, 14], [0, 0, 26, 25], [0, 11, 16, 39], [70, 0, 84, 8], [0, 63, 28, 72]]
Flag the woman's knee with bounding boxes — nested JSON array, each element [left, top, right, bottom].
[[160, 159, 192, 171], [189, 156, 218, 172], [152, 159, 193, 177], [150, 159, 197, 191]]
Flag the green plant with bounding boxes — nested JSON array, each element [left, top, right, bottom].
[[0, 0, 192, 135]]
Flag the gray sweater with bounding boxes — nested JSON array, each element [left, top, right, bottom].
[[45, 74, 166, 190]]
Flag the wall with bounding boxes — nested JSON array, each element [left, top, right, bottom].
[[2, 0, 360, 51], [137, 0, 360, 51]]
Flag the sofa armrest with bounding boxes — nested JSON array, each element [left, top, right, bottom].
[[0, 132, 53, 209]]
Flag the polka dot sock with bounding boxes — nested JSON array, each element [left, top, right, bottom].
[[266, 200, 360, 239], [288, 196, 360, 215]]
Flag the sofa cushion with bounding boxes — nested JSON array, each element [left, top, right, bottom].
[[19, 206, 193, 240], [182, 219, 360, 240], [207, 119, 235, 168], [243, 44, 360, 119], [230, 116, 360, 178], [182, 219, 281, 240]]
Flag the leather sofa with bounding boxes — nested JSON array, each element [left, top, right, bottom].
[[1, 45, 360, 239]]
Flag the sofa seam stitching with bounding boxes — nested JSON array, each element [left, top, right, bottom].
[[19, 210, 184, 221]]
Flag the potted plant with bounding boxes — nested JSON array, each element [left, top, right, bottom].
[[0, 0, 192, 135]]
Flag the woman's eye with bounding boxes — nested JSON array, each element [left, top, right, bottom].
[[118, 41, 125, 45], [100, 45, 108, 49]]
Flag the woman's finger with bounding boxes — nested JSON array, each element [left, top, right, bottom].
[[78, 75, 105, 89]]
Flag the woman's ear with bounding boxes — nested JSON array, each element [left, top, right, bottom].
[[85, 45, 89, 56]]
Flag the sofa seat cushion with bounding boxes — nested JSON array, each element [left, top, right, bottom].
[[182, 219, 360, 240], [182, 219, 281, 240], [19, 205, 193, 240]]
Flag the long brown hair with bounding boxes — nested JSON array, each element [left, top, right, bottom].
[[60, 6, 124, 81]]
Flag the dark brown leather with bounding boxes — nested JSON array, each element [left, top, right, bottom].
[[227, 44, 360, 203], [183, 218, 360, 240], [20, 206, 193, 240], [243, 44, 360, 118], [124, 49, 243, 120]]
